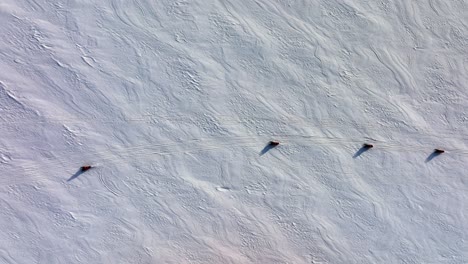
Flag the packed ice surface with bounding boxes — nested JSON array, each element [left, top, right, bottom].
[[1, 0, 467, 263]]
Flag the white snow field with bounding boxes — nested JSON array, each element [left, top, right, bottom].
[[1, 0, 467, 263]]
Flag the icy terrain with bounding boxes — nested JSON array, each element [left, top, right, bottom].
[[1, 0, 467, 263]]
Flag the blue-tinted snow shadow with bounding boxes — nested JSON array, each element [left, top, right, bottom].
[[425, 151, 442, 163], [353, 146, 371, 158], [260, 143, 277, 156], [67, 169, 85, 182]]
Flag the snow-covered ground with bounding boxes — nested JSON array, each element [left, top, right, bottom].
[[1, 0, 467, 263]]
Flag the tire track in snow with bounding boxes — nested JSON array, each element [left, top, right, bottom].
[[5, 136, 259, 185], [30, 130, 468, 168], [6, 111, 467, 172], [98, 170, 122, 197], [3, 113, 468, 143], [5, 132, 468, 186], [11, 128, 468, 174]]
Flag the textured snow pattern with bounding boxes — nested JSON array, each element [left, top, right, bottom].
[[1, 0, 468, 263]]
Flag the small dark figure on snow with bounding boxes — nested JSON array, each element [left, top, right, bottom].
[[269, 141, 280, 146], [434, 149, 445, 154], [425, 148, 445, 163], [353, 143, 374, 158], [80, 165, 92, 172]]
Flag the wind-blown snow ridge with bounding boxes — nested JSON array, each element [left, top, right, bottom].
[[1, 0, 467, 263]]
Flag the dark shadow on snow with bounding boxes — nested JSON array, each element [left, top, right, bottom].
[[425, 151, 443, 163], [353, 145, 372, 158], [67, 169, 85, 182], [260, 142, 278, 156], [67, 166, 92, 181]]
